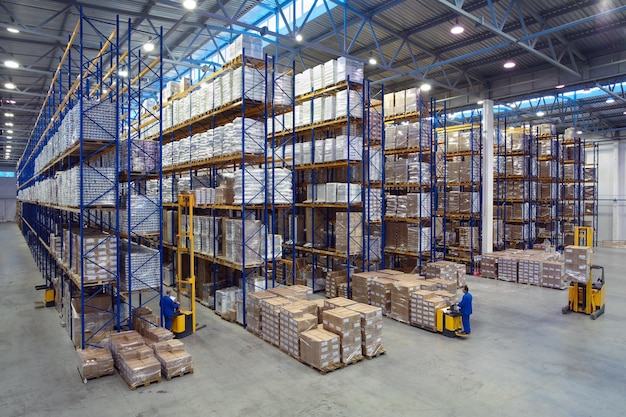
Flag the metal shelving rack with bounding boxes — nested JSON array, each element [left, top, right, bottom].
[[434, 110, 482, 273], [155, 49, 296, 327], [15, 11, 164, 348], [536, 127, 564, 249], [382, 94, 435, 273], [291, 76, 368, 296]]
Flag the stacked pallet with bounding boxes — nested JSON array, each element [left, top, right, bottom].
[[300, 328, 341, 371], [542, 261, 567, 289], [110, 330, 145, 369], [325, 272, 347, 298], [390, 279, 423, 323], [346, 303, 384, 358], [410, 291, 447, 330], [322, 307, 362, 364], [152, 340, 193, 380], [119, 345, 161, 389], [351, 271, 379, 304], [260, 297, 291, 346], [279, 302, 318, 358], [77, 348, 114, 381], [369, 277, 397, 315], [246, 291, 277, 336]]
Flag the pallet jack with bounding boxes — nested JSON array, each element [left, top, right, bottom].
[[436, 304, 469, 338], [562, 226, 606, 320]]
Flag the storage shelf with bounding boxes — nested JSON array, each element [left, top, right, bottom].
[[384, 146, 432, 156], [296, 202, 362, 208], [293, 160, 359, 171]]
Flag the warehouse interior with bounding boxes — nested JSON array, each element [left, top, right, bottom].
[[1, 1, 625, 415]]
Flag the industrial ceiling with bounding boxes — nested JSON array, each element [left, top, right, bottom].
[[1, 0, 625, 166]]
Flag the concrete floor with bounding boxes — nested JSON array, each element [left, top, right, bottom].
[[1, 221, 625, 417]]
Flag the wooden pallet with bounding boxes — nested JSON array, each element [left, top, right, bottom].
[[342, 354, 364, 366], [123, 374, 162, 391], [304, 361, 344, 375], [165, 367, 194, 381], [364, 348, 387, 360]]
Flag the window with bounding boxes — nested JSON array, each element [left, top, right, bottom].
[[0, 171, 15, 177]]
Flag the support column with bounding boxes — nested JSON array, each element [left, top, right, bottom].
[[482, 100, 494, 254], [612, 140, 620, 241]]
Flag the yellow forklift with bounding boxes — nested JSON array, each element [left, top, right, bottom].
[[562, 226, 605, 320], [436, 305, 468, 337], [171, 193, 198, 338]]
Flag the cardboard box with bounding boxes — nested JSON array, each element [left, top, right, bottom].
[[77, 348, 114, 380], [299, 328, 341, 370]]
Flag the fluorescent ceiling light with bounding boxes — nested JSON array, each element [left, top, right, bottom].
[[183, 0, 197, 10], [420, 83, 432, 92], [7, 27, 19, 34], [6, 99, 16, 104], [536, 111, 545, 117], [295, 33, 303, 42], [7, 130, 13, 134], [5, 122, 13, 126], [368, 56, 377, 65], [503, 61, 516, 69], [606, 97, 615, 103], [477, 100, 484, 105], [6, 136, 12, 139], [143, 39, 155, 52], [509, 102, 517, 108], [450, 20, 464, 35], [4, 82, 16, 89], [4, 113, 14, 117], [555, 84, 565, 89], [4, 60, 19, 69]]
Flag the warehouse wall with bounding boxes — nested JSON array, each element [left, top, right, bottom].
[[596, 140, 626, 241], [0, 170, 17, 222]]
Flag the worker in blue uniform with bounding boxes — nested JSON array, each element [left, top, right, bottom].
[[160, 289, 179, 330], [457, 285, 473, 335]]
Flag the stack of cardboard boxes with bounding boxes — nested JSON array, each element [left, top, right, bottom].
[[346, 303, 384, 357], [322, 307, 362, 364], [279, 302, 318, 359], [564, 245, 592, 283], [299, 328, 341, 371], [152, 340, 193, 380], [77, 348, 114, 381]]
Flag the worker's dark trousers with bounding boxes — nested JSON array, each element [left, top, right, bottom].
[[462, 314, 471, 334], [164, 316, 173, 330]]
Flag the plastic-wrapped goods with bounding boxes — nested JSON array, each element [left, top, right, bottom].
[[224, 34, 263, 64], [385, 125, 398, 150], [270, 168, 293, 204], [368, 146, 383, 181], [273, 71, 293, 106], [410, 291, 446, 330], [336, 89, 364, 119], [322, 307, 362, 363], [215, 287, 242, 315], [299, 328, 341, 370], [408, 160, 430, 184], [395, 124, 409, 149], [335, 135, 363, 161], [390, 278, 422, 323], [233, 168, 265, 205], [405, 87, 429, 115], [152, 340, 193, 380], [563, 245, 591, 284], [394, 90, 406, 115], [120, 194, 160, 235], [406, 193, 431, 218], [312, 64, 324, 91], [336, 212, 363, 254], [119, 345, 161, 389], [324, 59, 337, 87], [77, 348, 114, 381], [366, 189, 383, 222], [336, 57, 363, 84], [279, 304, 317, 358], [120, 240, 160, 291], [407, 225, 431, 253], [407, 121, 432, 149]]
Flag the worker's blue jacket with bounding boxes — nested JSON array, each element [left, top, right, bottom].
[[458, 292, 472, 315], [160, 295, 178, 318]]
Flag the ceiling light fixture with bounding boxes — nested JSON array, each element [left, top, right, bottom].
[[7, 130, 13, 134], [555, 84, 565, 89], [536, 111, 545, 117], [576, 130, 583, 134], [5, 122, 14, 126], [4, 60, 19, 69], [295, 33, 303, 42], [4, 82, 16, 90], [143, 38, 155, 52], [6, 136, 12, 139], [477, 100, 484, 105], [450, 19, 464, 35], [503, 61, 516, 69], [118, 67, 128, 78], [420, 83, 432, 92], [6, 98, 16, 104], [509, 102, 517, 108], [7, 18, 19, 34], [623, 111, 626, 115], [606, 97, 615, 104], [183, 0, 197, 10], [4, 113, 14, 117], [368, 53, 377, 65]]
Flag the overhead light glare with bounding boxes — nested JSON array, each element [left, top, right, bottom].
[[477, 100, 484, 105], [420, 83, 432, 92], [368, 56, 377, 65], [450, 20, 464, 35], [6, 136, 12, 139], [4, 113, 14, 117], [295, 33, 303, 42], [536, 111, 545, 117], [5, 122, 14, 126], [5, 82, 16, 90], [576, 130, 583, 134], [623, 111, 626, 115], [143, 39, 155, 52], [183, 0, 197, 10], [7, 130, 13, 134], [503, 61, 516, 69], [6, 98, 16, 104], [118, 67, 128, 78], [555, 84, 565, 89], [7, 27, 19, 34], [606, 97, 615, 104], [509, 102, 517, 108], [4, 60, 19, 69]]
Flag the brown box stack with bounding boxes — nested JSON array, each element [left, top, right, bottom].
[[518, 251, 558, 285], [336, 212, 363, 254], [119, 345, 161, 388], [433, 290, 457, 305], [77, 348, 115, 380], [132, 306, 157, 337], [410, 290, 437, 329], [429, 278, 457, 294], [370, 277, 396, 315], [498, 256, 520, 282], [152, 339, 193, 379], [322, 307, 362, 363], [563, 245, 592, 284], [346, 303, 384, 357], [299, 328, 341, 371], [390, 279, 422, 323], [351, 271, 379, 304], [480, 253, 499, 278], [143, 327, 174, 345], [337, 282, 348, 298], [268, 285, 313, 301], [325, 272, 347, 298], [260, 297, 291, 346], [110, 330, 145, 369], [246, 291, 277, 335], [279, 303, 318, 359], [324, 296, 357, 309], [542, 261, 567, 289]]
